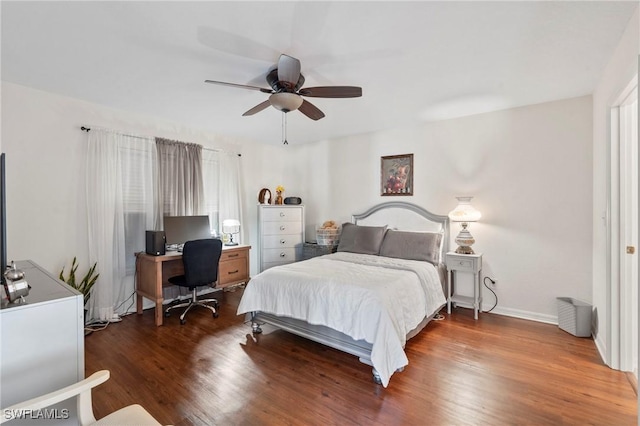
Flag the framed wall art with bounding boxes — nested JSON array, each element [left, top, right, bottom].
[[381, 154, 413, 196]]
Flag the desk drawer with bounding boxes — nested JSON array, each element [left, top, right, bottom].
[[219, 257, 248, 286], [219, 246, 250, 288], [220, 248, 248, 262]]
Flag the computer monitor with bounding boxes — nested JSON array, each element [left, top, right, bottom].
[[163, 215, 212, 246]]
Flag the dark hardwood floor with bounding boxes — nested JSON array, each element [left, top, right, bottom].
[[85, 288, 637, 425]]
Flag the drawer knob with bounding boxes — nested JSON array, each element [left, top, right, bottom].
[[280, 252, 286, 258], [280, 226, 286, 231], [280, 239, 286, 244], [228, 270, 239, 275], [228, 253, 239, 258], [459, 261, 464, 266], [280, 212, 285, 217]]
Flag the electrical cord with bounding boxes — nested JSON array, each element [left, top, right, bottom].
[[114, 290, 136, 315], [483, 276, 498, 313], [85, 255, 141, 334]]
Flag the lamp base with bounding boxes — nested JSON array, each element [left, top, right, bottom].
[[454, 222, 476, 255], [455, 245, 475, 255], [224, 242, 239, 246]]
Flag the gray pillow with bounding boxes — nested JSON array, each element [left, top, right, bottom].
[[337, 223, 388, 255], [379, 230, 442, 264]]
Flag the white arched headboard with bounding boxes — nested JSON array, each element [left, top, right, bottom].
[[352, 201, 449, 263]]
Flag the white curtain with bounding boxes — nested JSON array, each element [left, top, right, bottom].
[[218, 151, 244, 243], [86, 131, 243, 315], [86, 129, 157, 321], [202, 150, 244, 242], [202, 149, 220, 235]]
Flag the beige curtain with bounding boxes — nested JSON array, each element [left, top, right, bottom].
[[156, 138, 206, 300], [155, 138, 204, 221]]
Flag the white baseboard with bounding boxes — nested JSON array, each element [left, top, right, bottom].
[[593, 332, 609, 367], [484, 306, 557, 325]]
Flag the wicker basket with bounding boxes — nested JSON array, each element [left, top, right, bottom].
[[316, 227, 341, 246]]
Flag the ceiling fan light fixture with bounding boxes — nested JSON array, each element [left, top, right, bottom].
[[269, 92, 303, 112]]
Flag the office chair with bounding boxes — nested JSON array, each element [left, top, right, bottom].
[[164, 238, 223, 325], [0, 370, 162, 425]]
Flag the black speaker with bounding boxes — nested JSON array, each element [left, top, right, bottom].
[[146, 231, 166, 256], [284, 196, 302, 205]]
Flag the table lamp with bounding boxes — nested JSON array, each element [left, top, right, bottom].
[[448, 196, 481, 254], [222, 219, 240, 246]]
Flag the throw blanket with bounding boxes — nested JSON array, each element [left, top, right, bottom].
[[237, 252, 446, 387]]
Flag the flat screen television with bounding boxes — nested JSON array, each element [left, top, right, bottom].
[[163, 215, 211, 246], [0, 153, 6, 278]]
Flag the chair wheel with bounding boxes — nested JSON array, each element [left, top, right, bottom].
[[164, 311, 171, 317], [180, 319, 186, 325], [213, 312, 219, 318], [214, 301, 219, 308]]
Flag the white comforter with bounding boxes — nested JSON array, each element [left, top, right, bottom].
[[236, 252, 446, 387]]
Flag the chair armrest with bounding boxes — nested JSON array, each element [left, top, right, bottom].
[[1, 371, 110, 425]]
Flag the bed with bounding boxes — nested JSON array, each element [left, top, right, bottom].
[[237, 201, 449, 387]]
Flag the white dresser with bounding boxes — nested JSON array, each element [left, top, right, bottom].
[[258, 205, 305, 272], [1, 260, 84, 424]]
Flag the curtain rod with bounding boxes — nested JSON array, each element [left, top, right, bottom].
[[80, 126, 241, 156]]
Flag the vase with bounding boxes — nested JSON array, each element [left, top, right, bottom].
[[275, 193, 283, 205]]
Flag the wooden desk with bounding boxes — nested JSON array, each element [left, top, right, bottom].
[[135, 244, 251, 326]]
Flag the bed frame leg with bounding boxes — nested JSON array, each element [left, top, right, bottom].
[[372, 368, 382, 385], [250, 312, 263, 334]]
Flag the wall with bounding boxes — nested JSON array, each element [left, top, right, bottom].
[[591, 7, 639, 365], [0, 82, 286, 278], [288, 96, 593, 322], [0, 83, 596, 324]]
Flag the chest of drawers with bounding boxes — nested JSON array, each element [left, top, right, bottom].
[[258, 205, 305, 272]]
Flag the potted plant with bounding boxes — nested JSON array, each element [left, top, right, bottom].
[[59, 257, 99, 307]]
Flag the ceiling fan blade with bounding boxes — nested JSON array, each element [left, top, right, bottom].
[[242, 100, 272, 116], [278, 54, 301, 90], [298, 86, 362, 98], [197, 26, 280, 63], [298, 100, 325, 121], [205, 80, 273, 94]]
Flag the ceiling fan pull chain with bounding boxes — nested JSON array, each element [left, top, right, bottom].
[[282, 112, 288, 145]]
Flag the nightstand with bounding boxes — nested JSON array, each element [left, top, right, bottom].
[[446, 252, 483, 320], [302, 242, 338, 260]]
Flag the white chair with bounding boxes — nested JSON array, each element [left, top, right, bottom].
[[0, 370, 162, 425]]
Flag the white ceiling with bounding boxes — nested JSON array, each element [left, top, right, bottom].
[[1, 1, 637, 145]]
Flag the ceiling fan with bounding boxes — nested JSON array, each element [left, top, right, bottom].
[[205, 54, 362, 121]]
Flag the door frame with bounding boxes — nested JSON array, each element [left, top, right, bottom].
[[607, 74, 638, 371]]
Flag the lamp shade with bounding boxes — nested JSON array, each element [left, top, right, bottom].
[[222, 219, 241, 232], [269, 93, 303, 112], [448, 196, 481, 223], [222, 219, 241, 246]]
